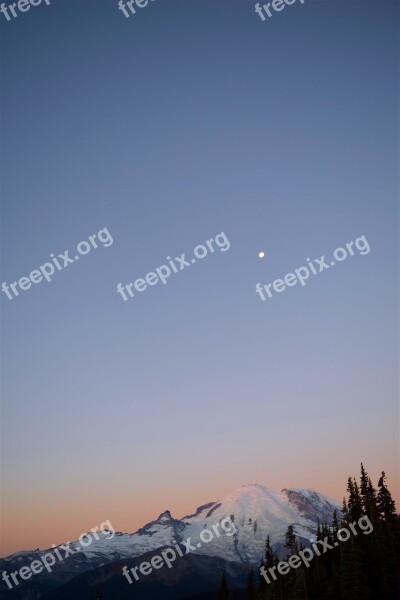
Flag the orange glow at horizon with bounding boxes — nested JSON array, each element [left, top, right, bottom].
[[2, 462, 399, 558]]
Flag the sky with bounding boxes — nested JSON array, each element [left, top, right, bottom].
[[0, 0, 399, 556]]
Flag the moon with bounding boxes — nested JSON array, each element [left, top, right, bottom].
[[258, 251, 265, 259]]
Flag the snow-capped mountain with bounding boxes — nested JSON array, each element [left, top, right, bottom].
[[181, 484, 341, 563], [0, 484, 340, 599]]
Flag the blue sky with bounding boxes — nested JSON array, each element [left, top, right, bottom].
[[1, 0, 398, 554]]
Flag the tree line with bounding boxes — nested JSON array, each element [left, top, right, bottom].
[[218, 465, 399, 599]]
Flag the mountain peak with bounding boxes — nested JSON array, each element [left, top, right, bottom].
[[158, 510, 173, 521]]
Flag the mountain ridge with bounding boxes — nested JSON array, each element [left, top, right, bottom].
[[0, 483, 341, 599]]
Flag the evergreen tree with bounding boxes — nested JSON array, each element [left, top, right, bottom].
[[284, 524, 297, 557], [264, 535, 276, 569], [360, 462, 369, 506], [377, 471, 397, 522], [332, 509, 339, 535], [246, 567, 256, 600], [360, 463, 378, 521], [218, 573, 229, 600], [316, 521, 322, 541], [347, 477, 363, 522], [339, 534, 365, 600], [341, 497, 349, 525], [259, 535, 279, 600], [375, 471, 400, 597], [291, 568, 308, 600], [258, 535, 271, 596]]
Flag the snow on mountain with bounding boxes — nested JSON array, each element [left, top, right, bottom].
[[60, 510, 186, 562], [0, 483, 341, 597], [49, 484, 339, 565], [181, 484, 341, 563]]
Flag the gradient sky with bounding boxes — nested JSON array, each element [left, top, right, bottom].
[[1, 0, 399, 556]]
